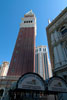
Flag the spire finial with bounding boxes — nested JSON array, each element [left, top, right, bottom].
[[48, 19, 51, 24], [30, 9, 32, 12]]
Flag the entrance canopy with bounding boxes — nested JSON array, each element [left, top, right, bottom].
[[16, 72, 45, 91], [47, 76, 67, 93], [10, 73, 67, 93], [9, 73, 67, 100]]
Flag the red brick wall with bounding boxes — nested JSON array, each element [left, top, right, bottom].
[[7, 27, 35, 76]]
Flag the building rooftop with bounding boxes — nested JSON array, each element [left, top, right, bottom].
[[46, 7, 67, 70], [35, 45, 47, 48], [25, 10, 34, 15], [24, 10, 35, 17], [46, 7, 67, 30]]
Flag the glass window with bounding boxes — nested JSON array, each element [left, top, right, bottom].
[[60, 25, 67, 35], [39, 48, 41, 51], [31, 21, 32, 23], [43, 48, 46, 51], [61, 29, 67, 35], [24, 21, 28, 23], [60, 26, 65, 31], [35, 49, 38, 52]]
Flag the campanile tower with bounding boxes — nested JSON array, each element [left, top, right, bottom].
[[7, 10, 36, 76]]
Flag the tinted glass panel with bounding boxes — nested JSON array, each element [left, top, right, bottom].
[[39, 48, 41, 51], [61, 29, 67, 35]]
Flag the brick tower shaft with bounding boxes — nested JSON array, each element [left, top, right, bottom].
[[7, 10, 36, 76]]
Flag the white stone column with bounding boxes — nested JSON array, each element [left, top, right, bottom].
[[62, 42, 67, 61], [57, 44, 65, 65], [39, 53, 43, 78], [53, 46, 60, 68], [54, 30, 59, 42], [53, 30, 62, 42], [51, 33, 55, 45]]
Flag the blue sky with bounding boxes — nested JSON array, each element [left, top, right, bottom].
[[0, 0, 67, 64]]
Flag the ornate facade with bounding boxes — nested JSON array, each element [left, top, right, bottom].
[[46, 7, 67, 100]]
